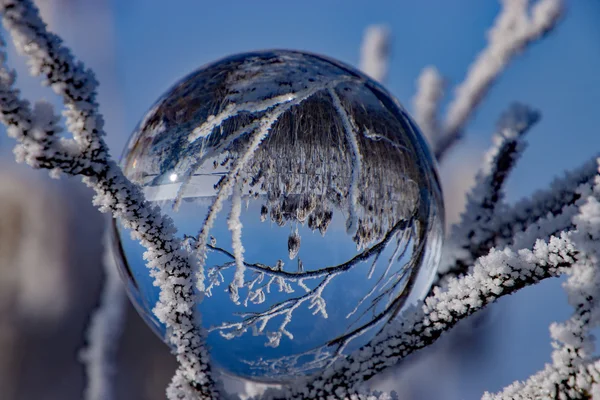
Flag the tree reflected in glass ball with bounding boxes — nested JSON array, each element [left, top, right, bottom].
[[110, 50, 444, 382]]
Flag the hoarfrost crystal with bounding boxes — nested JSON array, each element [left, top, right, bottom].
[[110, 50, 444, 381]]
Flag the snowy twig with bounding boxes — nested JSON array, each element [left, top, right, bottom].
[[0, 1, 218, 399], [484, 159, 600, 400], [490, 155, 599, 245], [268, 231, 579, 399], [412, 66, 444, 147], [441, 154, 599, 286], [437, 103, 540, 284], [485, 358, 600, 400], [79, 227, 127, 400], [433, 0, 564, 160], [359, 25, 390, 84], [328, 87, 362, 235], [227, 179, 246, 305]]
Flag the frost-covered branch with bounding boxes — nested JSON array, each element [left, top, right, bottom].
[[490, 154, 599, 244], [214, 271, 334, 349], [440, 154, 599, 287], [0, 1, 218, 399], [328, 87, 362, 235], [484, 358, 600, 400], [484, 159, 600, 399], [227, 180, 246, 304], [1, 0, 106, 165], [270, 231, 579, 399], [79, 228, 127, 400], [359, 25, 390, 84], [437, 103, 540, 285], [412, 66, 444, 147], [431, 0, 564, 160]]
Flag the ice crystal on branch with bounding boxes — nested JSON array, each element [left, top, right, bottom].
[[271, 232, 579, 400], [484, 160, 600, 399], [438, 103, 540, 285]]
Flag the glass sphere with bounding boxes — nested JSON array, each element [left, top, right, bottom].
[[110, 50, 444, 382]]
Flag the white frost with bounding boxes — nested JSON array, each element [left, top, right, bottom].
[[413, 66, 444, 147], [359, 25, 390, 83], [80, 229, 127, 400], [227, 180, 246, 304]]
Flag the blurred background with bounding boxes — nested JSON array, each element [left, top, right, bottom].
[[0, 0, 599, 399]]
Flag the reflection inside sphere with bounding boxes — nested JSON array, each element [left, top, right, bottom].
[[111, 50, 444, 382]]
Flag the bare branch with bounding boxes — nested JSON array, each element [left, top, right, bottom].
[[189, 216, 410, 281]]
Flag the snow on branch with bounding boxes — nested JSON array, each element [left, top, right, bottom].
[[437, 103, 540, 284], [272, 232, 579, 399], [191, 217, 417, 369], [441, 154, 600, 285], [484, 159, 600, 399], [432, 0, 564, 160], [485, 359, 600, 399], [79, 227, 127, 400], [227, 179, 246, 305], [328, 87, 362, 236], [412, 66, 444, 148], [0, 42, 84, 174], [359, 25, 390, 84], [0, 1, 218, 399], [1, 0, 103, 161], [492, 155, 599, 244]]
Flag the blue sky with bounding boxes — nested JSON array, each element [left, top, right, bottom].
[[1, 0, 599, 398]]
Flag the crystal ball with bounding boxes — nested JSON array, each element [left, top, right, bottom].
[[110, 50, 444, 381]]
